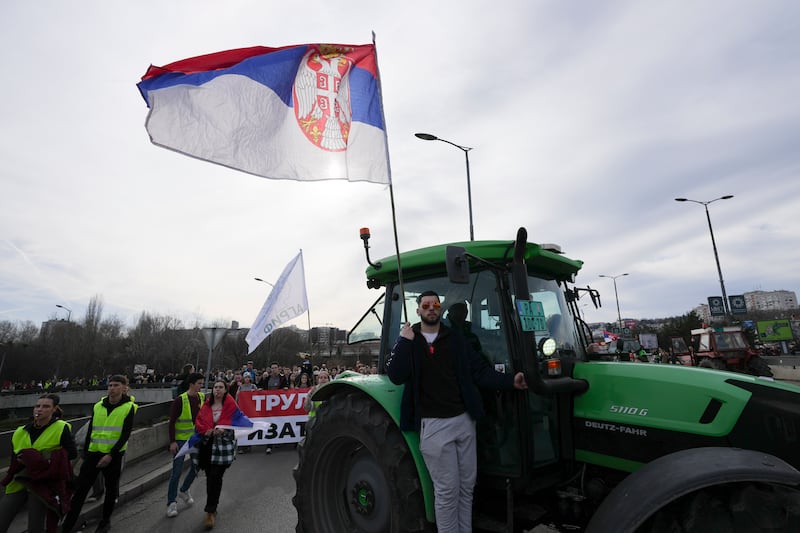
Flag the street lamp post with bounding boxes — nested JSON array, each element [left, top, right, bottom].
[[415, 132, 474, 241], [675, 195, 734, 317], [599, 273, 629, 332], [55, 304, 72, 322], [254, 277, 275, 288]]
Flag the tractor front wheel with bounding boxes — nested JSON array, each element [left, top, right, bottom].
[[293, 390, 428, 533], [641, 482, 800, 532]]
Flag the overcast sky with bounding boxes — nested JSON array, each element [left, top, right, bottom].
[[2, 0, 799, 333]]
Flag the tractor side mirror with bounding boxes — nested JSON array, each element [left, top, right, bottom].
[[446, 246, 470, 284]]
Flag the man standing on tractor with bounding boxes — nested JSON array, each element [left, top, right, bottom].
[[386, 291, 527, 533]]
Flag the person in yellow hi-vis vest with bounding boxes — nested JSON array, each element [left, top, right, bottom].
[[302, 370, 330, 418], [61, 375, 137, 533], [166, 372, 205, 518], [0, 393, 76, 533]]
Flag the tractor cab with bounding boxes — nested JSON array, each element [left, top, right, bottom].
[[348, 229, 593, 491]]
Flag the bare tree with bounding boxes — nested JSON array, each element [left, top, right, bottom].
[[128, 311, 187, 375]]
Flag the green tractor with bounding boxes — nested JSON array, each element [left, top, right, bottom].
[[293, 228, 800, 532]]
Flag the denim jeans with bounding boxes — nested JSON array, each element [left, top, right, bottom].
[[168, 441, 197, 504]]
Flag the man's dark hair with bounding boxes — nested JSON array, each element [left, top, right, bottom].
[[109, 374, 128, 386], [187, 372, 205, 385], [416, 290, 440, 304], [182, 363, 194, 374]]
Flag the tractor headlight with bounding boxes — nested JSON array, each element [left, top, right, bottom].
[[539, 337, 557, 357]]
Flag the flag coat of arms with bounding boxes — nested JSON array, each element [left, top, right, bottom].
[[137, 43, 389, 184]]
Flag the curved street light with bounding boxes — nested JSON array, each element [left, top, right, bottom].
[[675, 195, 734, 317], [415, 132, 474, 241], [599, 273, 629, 332], [254, 277, 275, 288], [55, 304, 72, 322]]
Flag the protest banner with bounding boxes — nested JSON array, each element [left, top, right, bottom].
[[235, 389, 311, 445]]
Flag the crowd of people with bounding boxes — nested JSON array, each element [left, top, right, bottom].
[[1, 359, 378, 396], [0, 356, 380, 531], [0, 288, 519, 533], [200, 359, 377, 396]]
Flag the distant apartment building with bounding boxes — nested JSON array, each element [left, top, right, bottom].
[[693, 290, 797, 322], [692, 303, 710, 323], [744, 290, 798, 312]]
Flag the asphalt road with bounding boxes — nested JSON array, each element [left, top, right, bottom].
[[102, 445, 298, 533]]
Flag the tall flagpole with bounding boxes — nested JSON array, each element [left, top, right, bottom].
[[301, 249, 313, 366], [372, 32, 408, 322]]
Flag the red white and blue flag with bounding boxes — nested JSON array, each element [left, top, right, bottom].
[[137, 44, 390, 184], [603, 331, 619, 342]]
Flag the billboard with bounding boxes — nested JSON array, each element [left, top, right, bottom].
[[757, 320, 794, 342], [729, 294, 747, 315], [708, 296, 725, 316]]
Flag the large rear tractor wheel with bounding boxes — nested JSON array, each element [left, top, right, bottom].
[[293, 390, 428, 533], [641, 482, 800, 532], [746, 355, 774, 377]]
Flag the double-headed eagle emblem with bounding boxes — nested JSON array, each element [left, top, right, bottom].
[[293, 45, 354, 151]]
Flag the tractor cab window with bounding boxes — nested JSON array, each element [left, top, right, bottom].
[[716, 332, 747, 350], [349, 293, 385, 344], [697, 333, 712, 352]]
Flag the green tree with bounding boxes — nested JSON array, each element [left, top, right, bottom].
[[657, 311, 703, 349]]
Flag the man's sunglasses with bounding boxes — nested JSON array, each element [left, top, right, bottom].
[[420, 301, 441, 310]]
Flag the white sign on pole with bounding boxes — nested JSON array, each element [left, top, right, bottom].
[[201, 327, 228, 392]]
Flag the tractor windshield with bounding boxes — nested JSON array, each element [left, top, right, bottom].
[[715, 332, 749, 351], [517, 274, 582, 358], [359, 269, 582, 370]]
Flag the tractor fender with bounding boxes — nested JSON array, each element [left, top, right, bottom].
[[311, 374, 436, 522], [586, 447, 800, 533]]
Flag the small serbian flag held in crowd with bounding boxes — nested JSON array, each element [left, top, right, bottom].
[[137, 43, 390, 184], [174, 400, 267, 459], [603, 331, 619, 342]]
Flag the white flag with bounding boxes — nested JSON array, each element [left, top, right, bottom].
[[246, 251, 309, 353]]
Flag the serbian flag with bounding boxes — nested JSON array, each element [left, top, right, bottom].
[[137, 43, 390, 184], [603, 331, 619, 342], [175, 399, 268, 459]]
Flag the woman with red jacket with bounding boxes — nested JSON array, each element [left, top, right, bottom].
[[194, 379, 252, 530]]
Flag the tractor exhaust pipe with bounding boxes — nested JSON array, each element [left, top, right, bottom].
[[512, 228, 588, 395]]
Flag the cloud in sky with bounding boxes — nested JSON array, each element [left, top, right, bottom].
[[1, 0, 799, 331]]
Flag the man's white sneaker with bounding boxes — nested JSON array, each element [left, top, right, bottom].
[[167, 502, 178, 517], [179, 489, 194, 505]]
